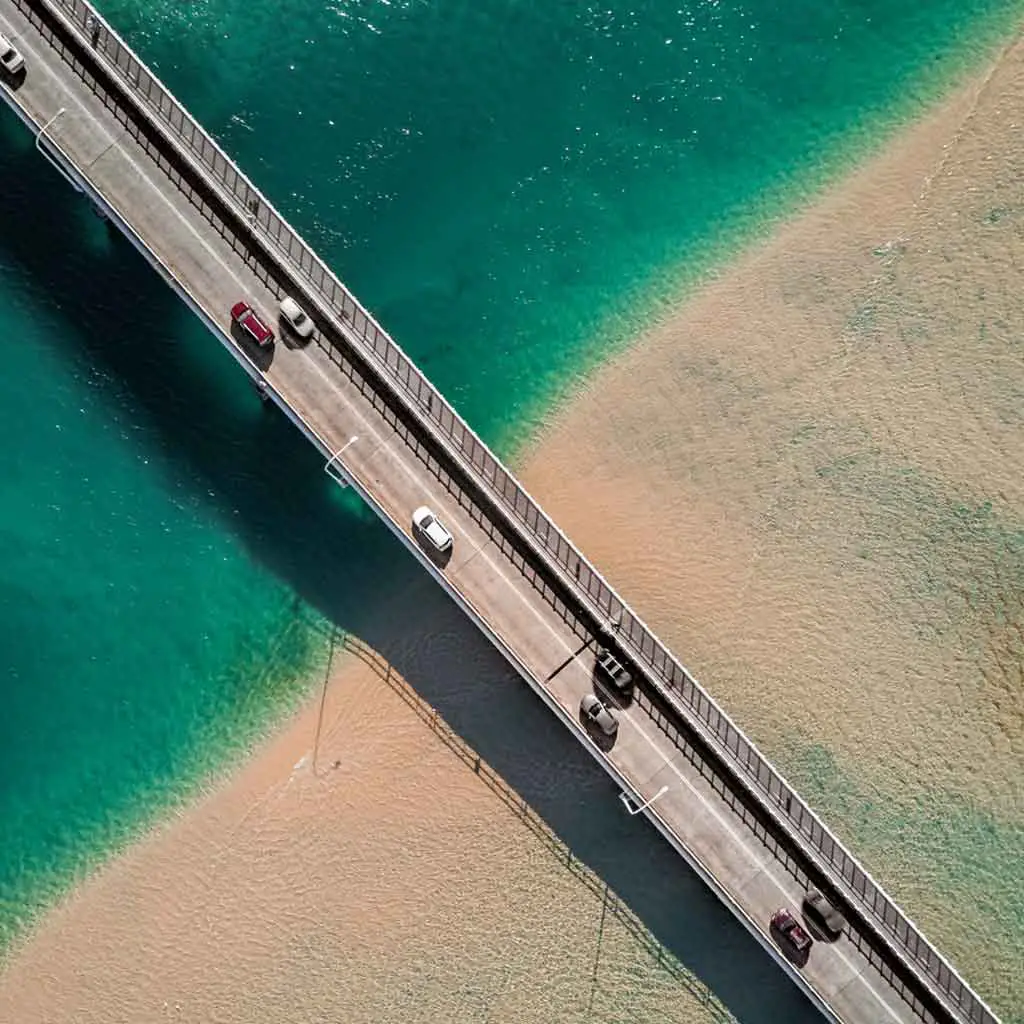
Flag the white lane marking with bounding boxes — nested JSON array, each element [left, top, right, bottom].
[[298, 353, 903, 1019], [625, 713, 905, 1022]]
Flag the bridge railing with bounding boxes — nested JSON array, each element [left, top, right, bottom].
[[38, 2, 997, 1021]]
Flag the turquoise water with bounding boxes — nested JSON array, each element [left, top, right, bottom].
[[103, 0, 1024, 447], [0, 116, 405, 944], [1, 0, 1021, 998]]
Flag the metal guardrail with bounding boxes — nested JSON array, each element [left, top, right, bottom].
[[28, 3, 999, 1022]]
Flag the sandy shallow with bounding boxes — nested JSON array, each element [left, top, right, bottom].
[[0, 581, 814, 1024], [3, 30, 1023, 1024], [521, 32, 1024, 1017]]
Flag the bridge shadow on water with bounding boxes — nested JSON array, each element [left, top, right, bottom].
[[0, 113, 820, 1023]]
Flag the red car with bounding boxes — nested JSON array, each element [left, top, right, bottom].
[[770, 907, 813, 966], [230, 301, 274, 348]]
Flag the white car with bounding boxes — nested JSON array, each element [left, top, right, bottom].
[[279, 296, 314, 340], [580, 693, 618, 737], [0, 34, 24, 75], [412, 506, 453, 555]]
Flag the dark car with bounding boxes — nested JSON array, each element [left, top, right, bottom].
[[231, 301, 274, 348], [770, 907, 813, 966], [594, 646, 634, 697], [802, 889, 846, 941]]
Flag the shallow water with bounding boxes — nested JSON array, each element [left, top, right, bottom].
[[520, 41, 1024, 1016], [2, 0, 1022, 1018], [0, 587, 822, 1024]]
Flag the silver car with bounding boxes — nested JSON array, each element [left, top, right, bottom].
[[412, 505, 453, 554], [1, 34, 25, 75], [802, 889, 846, 941], [580, 693, 618, 737]]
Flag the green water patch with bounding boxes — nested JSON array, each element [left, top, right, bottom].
[[0, 252, 327, 950], [779, 741, 1024, 1022], [97, 0, 1024, 458], [0, 610, 326, 957]]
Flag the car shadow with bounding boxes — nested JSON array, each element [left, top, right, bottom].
[[276, 320, 314, 351], [577, 708, 619, 753], [802, 917, 839, 945], [801, 913, 844, 945], [412, 530, 454, 569], [769, 919, 812, 969], [0, 66, 27, 91], [593, 677, 636, 711], [228, 323, 275, 370]]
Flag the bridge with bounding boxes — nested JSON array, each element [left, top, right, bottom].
[[0, 3, 1001, 1023]]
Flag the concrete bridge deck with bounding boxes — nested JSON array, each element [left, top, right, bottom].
[[0, 3, 999, 1024]]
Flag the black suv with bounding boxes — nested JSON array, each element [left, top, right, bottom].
[[594, 646, 634, 697]]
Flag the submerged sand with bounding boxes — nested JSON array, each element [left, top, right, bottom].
[[3, 29, 1023, 1024], [0, 583, 792, 1024], [522, 31, 1024, 1015]]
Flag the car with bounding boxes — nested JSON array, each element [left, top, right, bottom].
[[279, 296, 314, 340], [594, 646, 634, 696], [412, 506, 453, 555], [802, 888, 846, 941], [580, 693, 618, 738], [770, 907, 813, 966], [0, 33, 25, 75], [230, 301, 274, 348]]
